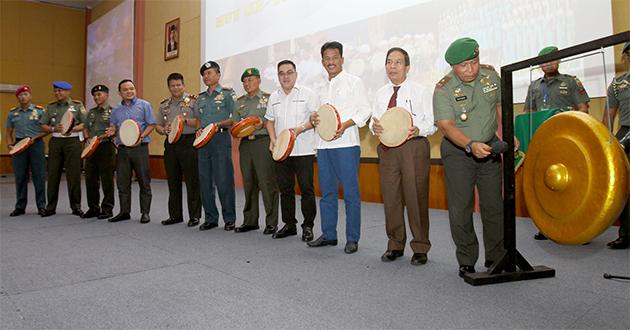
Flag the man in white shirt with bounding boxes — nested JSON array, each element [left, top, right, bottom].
[[308, 41, 371, 254], [266, 60, 318, 242], [371, 47, 437, 266]]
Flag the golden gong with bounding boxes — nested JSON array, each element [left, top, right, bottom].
[[523, 112, 629, 245]]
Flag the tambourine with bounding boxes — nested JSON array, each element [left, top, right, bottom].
[[119, 119, 142, 147], [231, 117, 262, 138], [167, 115, 184, 144], [272, 129, 296, 161], [59, 110, 75, 135], [378, 106, 413, 147], [81, 136, 101, 159], [193, 123, 218, 149], [316, 103, 341, 141], [9, 137, 33, 156]]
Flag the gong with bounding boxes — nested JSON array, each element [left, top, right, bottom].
[[523, 112, 629, 245]]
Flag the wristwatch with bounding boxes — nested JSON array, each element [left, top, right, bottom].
[[465, 141, 473, 154]]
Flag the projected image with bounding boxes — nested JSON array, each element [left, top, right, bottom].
[[204, 0, 614, 103], [86, 0, 134, 109]]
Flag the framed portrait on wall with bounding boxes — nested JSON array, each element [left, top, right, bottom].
[[164, 18, 180, 61]]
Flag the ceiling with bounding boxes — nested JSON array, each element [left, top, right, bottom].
[[36, 0, 104, 9]]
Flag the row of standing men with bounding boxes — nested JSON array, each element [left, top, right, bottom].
[[6, 38, 630, 279]]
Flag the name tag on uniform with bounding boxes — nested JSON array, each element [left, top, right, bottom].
[[271, 102, 281, 107], [455, 96, 467, 101], [292, 100, 306, 103], [483, 85, 498, 94]]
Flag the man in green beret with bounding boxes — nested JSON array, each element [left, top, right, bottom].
[[233, 68, 279, 235], [602, 41, 630, 250], [524, 46, 590, 240], [524, 46, 589, 114], [433, 37, 514, 278]]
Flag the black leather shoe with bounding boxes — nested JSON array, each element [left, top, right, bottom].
[[484, 260, 494, 268], [307, 235, 338, 247], [108, 213, 130, 222], [140, 214, 151, 224], [199, 222, 218, 231], [9, 209, 25, 217], [534, 231, 548, 240], [81, 209, 100, 219], [272, 225, 297, 239], [458, 266, 476, 278], [224, 223, 235, 231], [40, 209, 56, 217], [97, 212, 113, 220], [235, 224, 260, 233], [302, 227, 314, 242], [263, 225, 277, 235], [381, 250, 404, 262], [344, 241, 359, 254], [410, 253, 428, 266], [38, 208, 47, 217], [161, 218, 183, 225], [187, 218, 200, 227], [607, 237, 629, 250], [72, 209, 84, 217]]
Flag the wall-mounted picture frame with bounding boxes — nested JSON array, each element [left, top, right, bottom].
[[164, 18, 180, 61]]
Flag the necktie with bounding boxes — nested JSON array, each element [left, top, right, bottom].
[[387, 86, 400, 109]]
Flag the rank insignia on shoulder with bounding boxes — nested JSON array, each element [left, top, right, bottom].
[[436, 75, 451, 88], [480, 64, 496, 71]]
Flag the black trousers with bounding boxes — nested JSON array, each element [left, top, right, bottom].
[[85, 141, 116, 214], [116, 144, 151, 215], [275, 154, 316, 229], [164, 134, 201, 220], [46, 137, 82, 212]]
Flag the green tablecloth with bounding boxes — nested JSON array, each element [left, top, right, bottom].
[[514, 108, 563, 170]]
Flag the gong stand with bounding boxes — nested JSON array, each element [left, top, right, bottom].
[[463, 31, 630, 286]]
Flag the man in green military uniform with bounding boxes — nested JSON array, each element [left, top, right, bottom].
[[155, 73, 201, 227], [525, 46, 590, 240], [602, 41, 630, 250], [524, 46, 590, 114], [5, 85, 47, 217], [40, 81, 86, 217], [233, 68, 279, 234], [433, 37, 512, 278], [82, 85, 116, 220]]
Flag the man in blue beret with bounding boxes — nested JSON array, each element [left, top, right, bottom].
[[433, 37, 514, 278], [5, 85, 48, 217], [39, 81, 86, 217]]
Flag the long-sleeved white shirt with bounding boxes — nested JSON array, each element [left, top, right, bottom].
[[317, 70, 371, 149], [265, 84, 318, 156], [370, 78, 437, 137]]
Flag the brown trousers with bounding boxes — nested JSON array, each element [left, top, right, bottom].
[[377, 137, 431, 253]]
